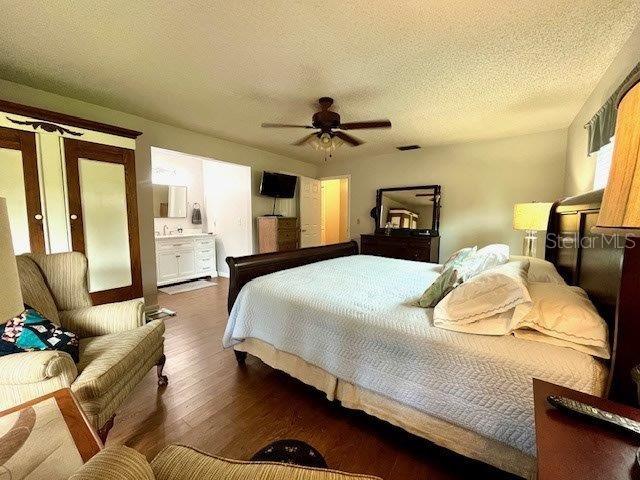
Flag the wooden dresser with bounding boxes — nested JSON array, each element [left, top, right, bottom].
[[257, 216, 300, 253], [360, 234, 439, 263]]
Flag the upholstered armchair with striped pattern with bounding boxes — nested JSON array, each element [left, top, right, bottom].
[[69, 445, 383, 480], [0, 252, 167, 441]]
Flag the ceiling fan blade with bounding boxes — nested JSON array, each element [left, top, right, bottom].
[[292, 133, 318, 146], [261, 123, 314, 129], [335, 131, 363, 146], [339, 120, 391, 130]]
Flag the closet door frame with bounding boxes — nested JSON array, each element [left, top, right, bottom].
[[64, 138, 142, 304], [0, 126, 46, 253]]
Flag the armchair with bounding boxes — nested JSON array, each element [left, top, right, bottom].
[[0, 252, 167, 441], [69, 445, 383, 480]]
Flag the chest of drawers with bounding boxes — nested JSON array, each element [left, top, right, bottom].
[[257, 216, 300, 253], [360, 234, 440, 263]]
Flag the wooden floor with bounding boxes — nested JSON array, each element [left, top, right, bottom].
[[109, 278, 518, 480]]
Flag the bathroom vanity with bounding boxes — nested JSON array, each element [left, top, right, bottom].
[[155, 233, 217, 286]]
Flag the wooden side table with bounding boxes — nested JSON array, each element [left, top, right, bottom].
[[0, 388, 102, 479], [534, 379, 640, 480]]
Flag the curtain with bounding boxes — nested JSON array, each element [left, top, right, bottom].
[[586, 62, 640, 155]]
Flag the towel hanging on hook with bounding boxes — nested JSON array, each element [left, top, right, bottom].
[[191, 202, 202, 225]]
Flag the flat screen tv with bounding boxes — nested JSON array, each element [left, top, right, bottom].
[[259, 171, 297, 198]]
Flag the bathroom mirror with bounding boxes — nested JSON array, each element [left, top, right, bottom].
[[153, 184, 187, 218]]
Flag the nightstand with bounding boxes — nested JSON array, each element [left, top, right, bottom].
[[534, 379, 640, 479]]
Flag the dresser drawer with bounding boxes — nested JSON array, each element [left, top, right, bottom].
[[194, 237, 215, 247], [360, 234, 438, 263], [196, 256, 215, 271], [196, 247, 215, 258], [156, 239, 194, 251], [278, 229, 299, 242], [278, 241, 299, 252], [277, 218, 298, 231]]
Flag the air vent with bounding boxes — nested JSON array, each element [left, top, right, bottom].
[[396, 145, 421, 151]]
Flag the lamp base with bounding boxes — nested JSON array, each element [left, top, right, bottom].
[[522, 230, 538, 257]]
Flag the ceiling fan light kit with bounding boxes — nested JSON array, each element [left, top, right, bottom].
[[261, 97, 392, 161]]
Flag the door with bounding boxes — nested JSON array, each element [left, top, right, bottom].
[[299, 176, 322, 247], [0, 127, 45, 253], [177, 249, 196, 277], [201, 160, 252, 276], [157, 251, 180, 284], [64, 139, 142, 304]]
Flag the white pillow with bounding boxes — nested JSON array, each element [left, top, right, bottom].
[[510, 282, 610, 359], [510, 255, 566, 285], [461, 244, 510, 280], [434, 260, 531, 325]]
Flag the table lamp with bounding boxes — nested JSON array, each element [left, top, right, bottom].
[[594, 73, 640, 235], [0, 197, 24, 322], [513, 202, 553, 257]]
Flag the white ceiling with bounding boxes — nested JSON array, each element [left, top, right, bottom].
[[0, 1, 638, 164]]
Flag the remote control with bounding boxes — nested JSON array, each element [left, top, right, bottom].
[[547, 395, 640, 437]]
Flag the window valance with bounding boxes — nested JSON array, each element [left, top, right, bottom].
[[586, 62, 640, 155]]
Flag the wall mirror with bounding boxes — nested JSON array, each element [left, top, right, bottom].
[[153, 184, 187, 218], [375, 185, 441, 236]]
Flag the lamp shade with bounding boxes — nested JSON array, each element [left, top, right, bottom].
[[513, 202, 552, 231], [596, 74, 640, 233], [0, 197, 23, 321]]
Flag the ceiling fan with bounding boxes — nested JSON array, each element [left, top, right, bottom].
[[261, 97, 391, 155]]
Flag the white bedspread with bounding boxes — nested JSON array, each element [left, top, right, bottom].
[[223, 255, 608, 455]]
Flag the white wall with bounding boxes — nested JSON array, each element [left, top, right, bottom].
[[203, 160, 252, 276], [319, 129, 568, 259], [0, 79, 319, 308], [151, 147, 205, 233], [564, 24, 640, 196]]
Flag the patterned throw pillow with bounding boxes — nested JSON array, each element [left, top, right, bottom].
[[441, 246, 477, 271], [0, 306, 79, 362], [416, 267, 463, 308]]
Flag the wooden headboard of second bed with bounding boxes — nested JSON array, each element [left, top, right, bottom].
[[545, 189, 640, 405]]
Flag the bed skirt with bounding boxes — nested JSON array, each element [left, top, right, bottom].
[[235, 338, 536, 479]]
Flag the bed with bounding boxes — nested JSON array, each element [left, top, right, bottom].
[[223, 190, 639, 479]]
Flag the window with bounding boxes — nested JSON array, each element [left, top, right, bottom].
[[593, 136, 615, 190]]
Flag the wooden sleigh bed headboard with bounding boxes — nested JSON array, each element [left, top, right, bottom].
[[545, 189, 640, 405], [226, 241, 359, 313]]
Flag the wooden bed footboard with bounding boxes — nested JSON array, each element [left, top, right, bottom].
[[226, 241, 359, 314]]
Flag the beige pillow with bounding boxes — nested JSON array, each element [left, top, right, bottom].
[[510, 255, 566, 285], [510, 282, 610, 359], [433, 260, 531, 325], [433, 308, 514, 335]]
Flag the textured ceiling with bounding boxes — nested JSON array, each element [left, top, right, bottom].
[[0, 1, 638, 164]]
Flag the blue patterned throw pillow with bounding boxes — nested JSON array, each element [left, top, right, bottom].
[[0, 306, 79, 362]]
